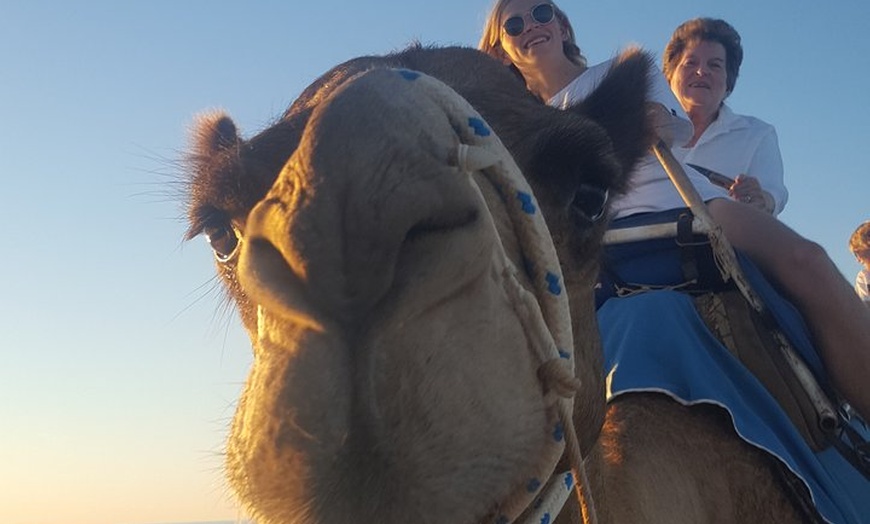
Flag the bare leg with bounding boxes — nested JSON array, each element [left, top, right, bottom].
[[707, 198, 870, 420]]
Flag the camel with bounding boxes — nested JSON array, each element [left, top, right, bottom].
[[182, 46, 866, 523]]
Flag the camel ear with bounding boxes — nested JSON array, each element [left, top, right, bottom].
[[574, 47, 655, 186], [192, 112, 240, 157]]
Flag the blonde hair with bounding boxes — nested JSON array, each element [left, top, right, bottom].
[[849, 221, 870, 255], [478, 0, 586, 72]]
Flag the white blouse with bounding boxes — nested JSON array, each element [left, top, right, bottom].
[[673, 104, 788, 215]]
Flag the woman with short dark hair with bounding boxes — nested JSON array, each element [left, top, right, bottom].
[[664, 18, 787, 215]]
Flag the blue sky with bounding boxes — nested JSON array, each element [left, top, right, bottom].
[[2, 1, 867, 523]]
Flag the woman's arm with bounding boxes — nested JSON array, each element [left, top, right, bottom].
[[745, 125, 787, 214]]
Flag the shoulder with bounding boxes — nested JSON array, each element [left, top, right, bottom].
[[574, 59, 617, 88], [587, 58, 617, 74], [551, 59, 616, 106], [720, 104, 776, 134]]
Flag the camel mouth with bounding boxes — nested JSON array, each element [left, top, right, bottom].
[[404, 207, 480, 241]]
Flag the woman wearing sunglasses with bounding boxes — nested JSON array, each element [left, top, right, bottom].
[[479, 0, 870, 429], [480, 0, 727, 218]]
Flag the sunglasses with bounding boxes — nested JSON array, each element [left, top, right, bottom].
[[502, 3, 556, 37]]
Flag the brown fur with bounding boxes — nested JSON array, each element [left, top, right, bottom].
[[183, 45, 806, 523], [590, 394, 803, 523]]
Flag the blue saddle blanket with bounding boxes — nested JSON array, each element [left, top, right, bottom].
[[597, 211, 870, 524]]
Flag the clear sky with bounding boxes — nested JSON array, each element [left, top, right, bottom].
[[2, 1, 868, 523]]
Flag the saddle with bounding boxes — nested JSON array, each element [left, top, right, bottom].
[[597, 208, 870, 477]]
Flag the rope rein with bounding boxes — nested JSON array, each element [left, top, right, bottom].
[[395, 70, 596, 524]]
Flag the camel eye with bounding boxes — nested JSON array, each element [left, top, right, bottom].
[[204, 223, 241, 263], [572, 184, 609, 224]]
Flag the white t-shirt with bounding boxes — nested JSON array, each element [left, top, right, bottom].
[[549, 57, 728, 220]]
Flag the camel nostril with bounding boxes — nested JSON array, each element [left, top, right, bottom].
[[404, 208, 480, 242], [237, 236, 328, 331]]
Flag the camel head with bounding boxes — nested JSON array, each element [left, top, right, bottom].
[[184, 46, 652, 524]]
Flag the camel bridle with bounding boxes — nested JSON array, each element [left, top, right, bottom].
[[392, 69, 597, 524]]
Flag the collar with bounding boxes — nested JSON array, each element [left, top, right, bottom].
[[692, 104, 748, 146]]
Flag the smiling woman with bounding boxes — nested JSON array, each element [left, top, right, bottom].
[[479, 0, 587, 101], [479, 0, 725, 217], [478, 0, 870, 521], [663, 17, 787, 215]]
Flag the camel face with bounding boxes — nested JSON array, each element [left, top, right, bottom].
[[184, 47, 651, 524]]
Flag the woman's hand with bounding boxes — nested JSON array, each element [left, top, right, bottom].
[[730, 174, 774, 214]]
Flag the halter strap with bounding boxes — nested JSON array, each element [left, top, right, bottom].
[[392, 69, 595, 524]]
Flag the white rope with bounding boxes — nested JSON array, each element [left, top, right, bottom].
[[395, 69, 595, 524]]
